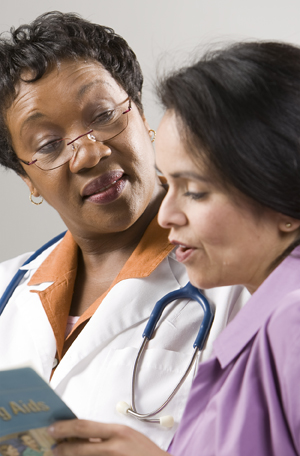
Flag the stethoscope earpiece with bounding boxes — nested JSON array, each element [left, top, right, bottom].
[[116, 401, 131, 415], [159, 415, 174, 428], [116, 401, 174, 428]]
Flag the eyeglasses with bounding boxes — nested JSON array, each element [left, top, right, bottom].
[[19, 97, 132, 171]]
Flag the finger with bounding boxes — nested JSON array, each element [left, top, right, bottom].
[[48, 419, 124, 441], [54, 437, 163, 456], [53, 440, 107, 456], [51, 422, 168, 456]]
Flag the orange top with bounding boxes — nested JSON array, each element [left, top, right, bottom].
[[28, 216, 173, 360]]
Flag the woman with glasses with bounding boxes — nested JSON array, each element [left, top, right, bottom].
[[0, 11, 247, 452], [49, 41, 300, 455]]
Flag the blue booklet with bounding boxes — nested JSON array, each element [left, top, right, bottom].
[[0, 367, 76, 455]]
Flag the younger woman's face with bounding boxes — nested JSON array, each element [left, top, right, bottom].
[[156, 111, 297, 293]]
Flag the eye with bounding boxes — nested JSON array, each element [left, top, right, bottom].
[[36, 139, 64, 156], [90, 108, 117, 127], [184, 191, 207, 201]]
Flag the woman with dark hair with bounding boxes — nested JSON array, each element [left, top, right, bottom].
[[48, 41, 300, 455], [0, 11, 246, 452]]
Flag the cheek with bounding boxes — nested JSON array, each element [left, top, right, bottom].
[[193, 206, 243, 248], [27, 168, 70, 206], [120, 131, 155, 180], [192, 211, 226, 245], [126, 115, 153, 161]]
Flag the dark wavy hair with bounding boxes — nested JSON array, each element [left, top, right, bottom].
[[0, 11, 144, 175], [157, 41, 300, 223]]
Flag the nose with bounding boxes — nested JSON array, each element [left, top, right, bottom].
[[158, 191, 187, 229], [68, 133, 111, 173]]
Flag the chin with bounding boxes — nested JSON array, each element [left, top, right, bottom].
[[186, 269, 217, 290]]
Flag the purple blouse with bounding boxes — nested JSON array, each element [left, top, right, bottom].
[[168, 247, 300, 456]]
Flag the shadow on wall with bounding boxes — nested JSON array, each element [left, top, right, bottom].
[[0, 168, 66, 262]]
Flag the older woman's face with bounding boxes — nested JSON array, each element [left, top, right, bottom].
[[6, 60, 158, 237], [156, 112, 296, 293]]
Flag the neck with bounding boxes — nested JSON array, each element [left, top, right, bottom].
[[68, 182, 166, 316], [245, 235, 300, 295]]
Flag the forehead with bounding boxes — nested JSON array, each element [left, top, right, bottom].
[[6, 59, 125, 134], [156, 111, 201, 171], [18, 58, 122, 98], [156, 111, 230, 192]]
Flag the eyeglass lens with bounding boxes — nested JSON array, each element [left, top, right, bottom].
[[32, 98, 131, 170]]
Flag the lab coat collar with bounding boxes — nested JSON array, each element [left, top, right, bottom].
[[214, 246, 300, 368]]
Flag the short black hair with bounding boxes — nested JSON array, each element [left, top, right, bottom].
[[157, 41, 300, 221], [0, 11, 144, 175]]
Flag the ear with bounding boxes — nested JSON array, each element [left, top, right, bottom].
[[278, 215, 300, 233], [20, 174, 41, 197]]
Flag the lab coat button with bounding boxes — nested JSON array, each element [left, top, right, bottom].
[[52, 358, 58, 369]]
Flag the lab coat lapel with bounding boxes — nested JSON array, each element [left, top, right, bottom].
[[1, 247, 59, 378], [0, 281, 57, 380]]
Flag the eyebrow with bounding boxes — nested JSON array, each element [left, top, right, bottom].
[[171, 171, 210, 182], [76, 79, 111, 101], [156, 166, 211, 183], [20, 112, 46, 136]]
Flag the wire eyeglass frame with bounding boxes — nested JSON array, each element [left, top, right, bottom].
[[18, 97, 132, 171]]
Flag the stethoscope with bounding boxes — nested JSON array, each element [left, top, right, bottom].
[[116, 281, 214, 428], [0, 233, 214, 429]]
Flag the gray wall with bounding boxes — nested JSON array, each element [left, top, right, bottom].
[[1, 0, 300, 261]]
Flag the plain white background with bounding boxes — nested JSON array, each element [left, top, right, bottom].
[[1, 0, 300, 261]]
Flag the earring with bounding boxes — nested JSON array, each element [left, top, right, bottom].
[[149, 129, 156, 143], [285, 222, 292, 228], [30, 192, 44, 205]]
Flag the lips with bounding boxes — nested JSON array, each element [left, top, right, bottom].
[[81, 170, 126, 204], [170, 240, 196, 263]]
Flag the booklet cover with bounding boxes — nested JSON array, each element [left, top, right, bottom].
[[0, 367, 76, 455]]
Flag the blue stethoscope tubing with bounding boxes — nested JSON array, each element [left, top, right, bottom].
[[117, 282, 214, 427], [0, 231, 66, 316], [144, 281, 214, 350]]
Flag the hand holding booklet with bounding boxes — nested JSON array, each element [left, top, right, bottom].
[[0, 367, 76, 455]]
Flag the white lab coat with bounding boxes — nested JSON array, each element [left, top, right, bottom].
[[0, 240, 249, 450]]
